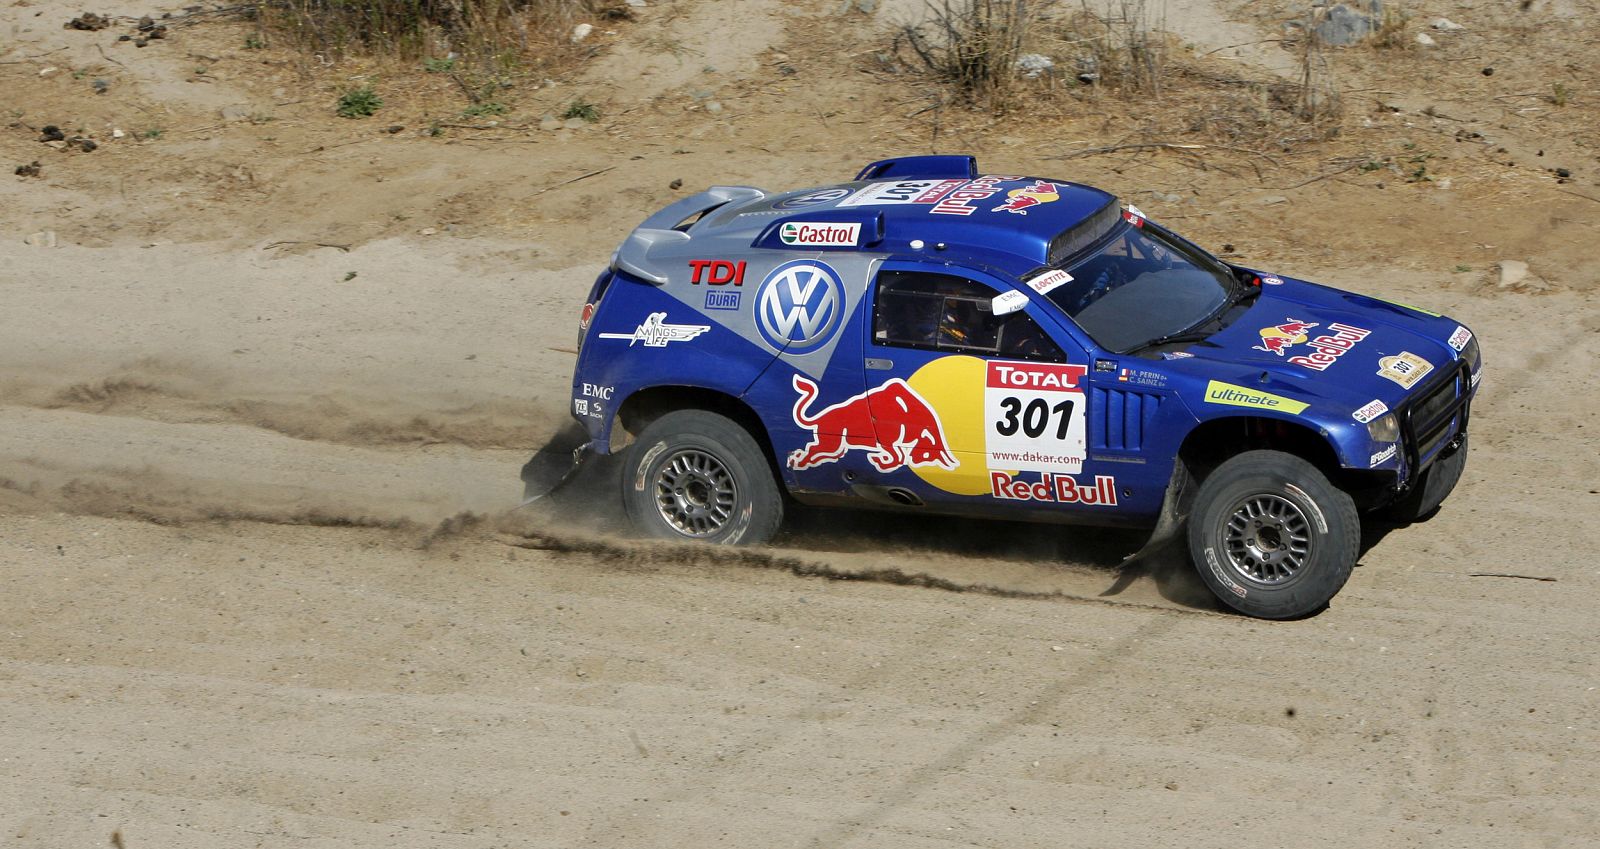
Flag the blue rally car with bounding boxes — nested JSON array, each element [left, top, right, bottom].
[[559, 155, 1481, 618]]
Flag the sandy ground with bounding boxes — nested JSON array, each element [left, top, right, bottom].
[[4, 0, 1600, 846]]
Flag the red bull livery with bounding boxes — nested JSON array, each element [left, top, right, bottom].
[[543, 155, 1483, 620]]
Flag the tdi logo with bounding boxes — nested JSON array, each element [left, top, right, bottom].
[[688, 259, 745, 286], [755, 260, 845, 355]]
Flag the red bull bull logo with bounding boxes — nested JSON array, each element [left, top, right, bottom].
[[1252, 318, 1318, 356], [788, 375, 956, 472], [992, 180, 1062, 215]]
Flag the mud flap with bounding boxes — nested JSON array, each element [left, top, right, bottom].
[[519, 421, 596, 505], [1117, 459, 1192, 567]]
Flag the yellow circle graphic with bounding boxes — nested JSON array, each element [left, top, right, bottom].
[[906, 355, 992, 495]]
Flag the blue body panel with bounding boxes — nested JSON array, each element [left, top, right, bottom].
[[568, 161, 1482, 529]]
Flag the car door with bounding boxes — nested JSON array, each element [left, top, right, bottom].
[[857, 263, 1119, 513]]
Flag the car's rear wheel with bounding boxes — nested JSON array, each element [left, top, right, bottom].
[[1377, 434, 1467, 524], [622, 410, 783, 545], [1187, 450, 1360, 619]]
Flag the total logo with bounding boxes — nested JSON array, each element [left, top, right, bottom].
[[778, 221, 860, 247], [991, 473, 1118, 505], [755, 260, 846, 354]]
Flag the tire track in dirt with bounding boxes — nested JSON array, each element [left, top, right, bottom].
[[5, 368, 561, 452]]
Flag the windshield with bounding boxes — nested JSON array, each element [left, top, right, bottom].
[[1046, 218, 1241, 353]]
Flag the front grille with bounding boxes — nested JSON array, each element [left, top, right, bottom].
[[1400, 362, 1470, 470]]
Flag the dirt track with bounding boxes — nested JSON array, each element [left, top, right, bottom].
[[3, 236, 1598, 847], [5, 0, 1600, 845]]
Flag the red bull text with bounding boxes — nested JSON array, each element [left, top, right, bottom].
[[1286, 322, 1371, 371], [991, 473, 1118, 505]]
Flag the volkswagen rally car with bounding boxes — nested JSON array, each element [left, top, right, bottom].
[[559, 155, 1481, 619]]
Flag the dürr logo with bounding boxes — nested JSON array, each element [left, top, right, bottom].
[[755, 260, 845, 355]]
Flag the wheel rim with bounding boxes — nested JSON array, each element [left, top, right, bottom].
[[1221, 493, 1313, 585], [652, 449, 738, 538]]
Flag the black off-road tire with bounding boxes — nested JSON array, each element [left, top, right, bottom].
[[1377, 434, 1468, 524], [622, 410, 783, 545], [1187, 450, 1361, 619]]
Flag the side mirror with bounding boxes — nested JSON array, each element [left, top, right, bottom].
[[991, 290, 1029, 316]]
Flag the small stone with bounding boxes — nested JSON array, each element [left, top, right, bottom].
[[704, 101, 723, 114], [38, 66, 59, 78], [420, 227, 437, 236], [1415, 32, 1435, 46], [1555, 167, 1572, 178], [563, 117, 587, 130], [385, 124, 404, 134], [1259, 195, 1289, 205], [1015, 53, 1054, 79], [539, 116, 562, 131], [219, 105, 252, 122], [669, 178, 683, 189], [14, 161, 41, 177], [112, 128, 125, 139], [571, 22, 593, 42], [134, 38, 148, 48], [92, 79, 109, 94], [1430, 17, 1464, 30], [626, 0, 647, 6], [1481, 67, 1494, 76], [40, 125, 65, 142], [138, 16, 155, 31], [65, 12, 110, 30], [24, 231, 58, 247], [1497, 260, 1529, 289], [75, 139, 97, 152]]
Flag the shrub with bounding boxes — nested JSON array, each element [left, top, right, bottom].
[[894, 0, 1045, 109], [561, 99, 599, 121], [336, 86, 383, 118]]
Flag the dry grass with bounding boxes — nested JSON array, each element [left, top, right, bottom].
[[892, 0, 1053, 111], [257, 0, 618, 73]]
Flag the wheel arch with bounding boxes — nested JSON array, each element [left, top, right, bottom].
[[613, 385, 779, 469], [1179, 415, 1342, 479]]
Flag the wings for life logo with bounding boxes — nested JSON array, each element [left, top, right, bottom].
[[755, 260, 846, 355]]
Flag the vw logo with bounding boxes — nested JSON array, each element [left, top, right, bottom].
[[754, 260, 846, 355], [773, 187, 850, 210]]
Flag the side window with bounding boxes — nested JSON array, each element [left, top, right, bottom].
[[872, 270, 1065, 362]]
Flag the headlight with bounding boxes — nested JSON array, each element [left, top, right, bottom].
[[1461, 335, 1481, 372], [1367, 414, 1400, 443]]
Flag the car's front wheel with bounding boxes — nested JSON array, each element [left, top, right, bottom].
[[622, 410, 783, 545], [1187, 450, 1360, 619]]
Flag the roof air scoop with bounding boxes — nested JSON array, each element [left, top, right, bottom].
[[855, 155, 978, 182]]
